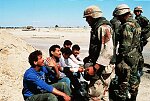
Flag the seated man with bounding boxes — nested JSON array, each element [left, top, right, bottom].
[[70, 44, 84, 66], [61, 47, 84, 73], [46, 45, 87, 97], [61, 47, 87, 97], [22, 50, 71, 101], [45, 45, 71, 87], [60, 40, 72, 52]]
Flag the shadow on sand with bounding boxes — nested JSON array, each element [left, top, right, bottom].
[[144, 63, 150, 74], [144, 63, 150, 69]]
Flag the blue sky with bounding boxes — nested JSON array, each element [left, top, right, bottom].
[[0, 0, 150, 27]]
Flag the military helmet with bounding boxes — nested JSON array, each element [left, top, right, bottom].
[[115, 4, 130, 16], [83, 5, 102, 18], [134, 6, 143, 13]]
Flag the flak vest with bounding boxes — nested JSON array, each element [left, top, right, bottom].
[[89, 17, 111, 64]]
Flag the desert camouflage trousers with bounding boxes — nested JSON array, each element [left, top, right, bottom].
[[88, 65, 115, 101]]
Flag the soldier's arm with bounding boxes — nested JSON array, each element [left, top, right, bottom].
[[141, 16, 149, 27], [142, 16, 149, 23], [96, 25, 114, 66], [121, 24, 134, 54]]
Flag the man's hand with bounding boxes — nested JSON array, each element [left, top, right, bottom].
[[57, 64, 63, 71], [46, 57, 60, 78], [94, 63, 101, 70], [52, 88, 71, 101], [46, 57, 56, 67], [85, 66, 95, 76], [63, 94, 71, 101], [78, 67, 84, 72]]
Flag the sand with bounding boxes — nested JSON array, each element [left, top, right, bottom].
[[0, 28, 150, 101]]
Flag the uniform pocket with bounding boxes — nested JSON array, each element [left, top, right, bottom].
[[124, 49, 140, 66]]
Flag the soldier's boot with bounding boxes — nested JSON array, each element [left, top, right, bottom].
[[138, 55, 144, 77], [117, 82, 129, 101], [143, 40, 148, 46], [130, 95, 137, 101], [129, 84, 138, 101]]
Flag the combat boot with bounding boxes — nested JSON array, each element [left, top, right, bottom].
[[129, 95, 137, 101]]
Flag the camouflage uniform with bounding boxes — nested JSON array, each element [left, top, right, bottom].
[[83, 5, 114, 101], [134, 6, 150, 43], [134, 6, 150, 78], [115, 4, 141, 101]]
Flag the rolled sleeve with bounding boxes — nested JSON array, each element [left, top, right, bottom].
[[96, 25, 113, 66]]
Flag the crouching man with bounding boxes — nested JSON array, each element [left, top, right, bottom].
[[84, 64, 115, 101], [22, 50, 71, 101]]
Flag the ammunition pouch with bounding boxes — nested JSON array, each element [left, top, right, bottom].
[[124, 48, 140, 66]]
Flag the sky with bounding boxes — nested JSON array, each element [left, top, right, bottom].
[[0, 0, 150, 27]]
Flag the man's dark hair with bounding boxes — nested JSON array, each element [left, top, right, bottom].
[[28, 50, 42, 67], [72, 44, 80, 51], [49, 45, 60, 57], [63, 40, 72, 47], [61, 47, 72, 55]]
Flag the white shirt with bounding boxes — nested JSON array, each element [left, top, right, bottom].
[[60, 55, 80, 72], [69, 54, 84, 65]]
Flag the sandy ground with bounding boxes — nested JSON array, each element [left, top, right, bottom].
[[0, 28, 150, 101]]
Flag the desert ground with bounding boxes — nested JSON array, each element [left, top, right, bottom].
[[0, 28, 150, 101]]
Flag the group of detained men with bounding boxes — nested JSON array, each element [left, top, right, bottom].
[[22, 40, 88, 101]]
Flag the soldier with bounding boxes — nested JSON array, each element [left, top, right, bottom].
[[134, 6, 150, 44], [134, 6, 150, 77], [109, 9, 121, 101], [115, 4, 141, 101], [110, 9, 121, 64], [83, 5, 114, 101]]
